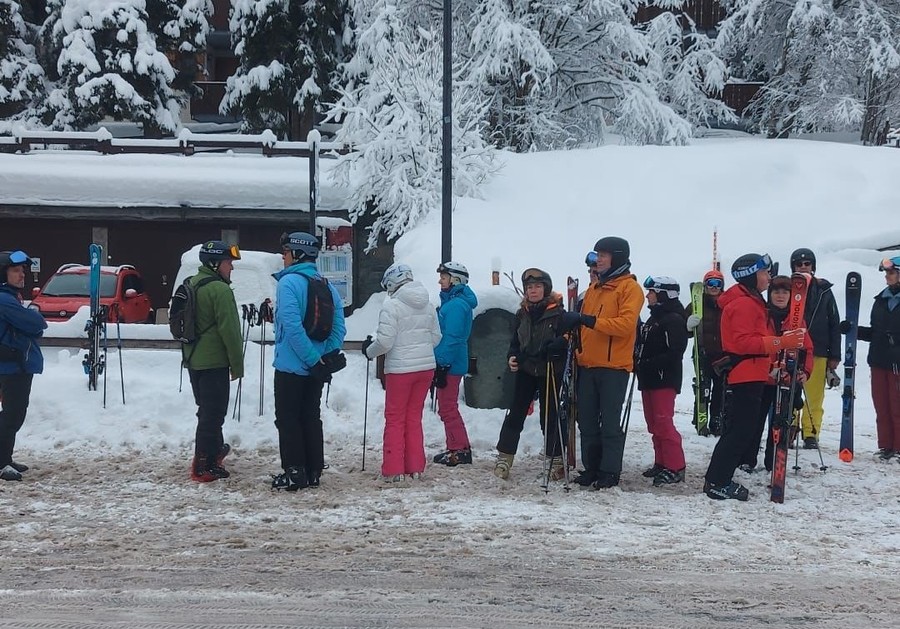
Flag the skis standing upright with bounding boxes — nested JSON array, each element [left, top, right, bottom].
[[839, 272, 862, 462], [562, 276, 579, 471], [690, 282, 711, 435], [82, 244, 106, 391], [770, 272, 811, 503]]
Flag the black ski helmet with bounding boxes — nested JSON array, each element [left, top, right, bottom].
[[280, 231, 320, 261], [0, 250, 33, 283], [593, 236, 630, 269], [790, 248, 816, 272], [199, 240, 240, 270], [521, 267, 552, 294], [731, 253, 772, 289]]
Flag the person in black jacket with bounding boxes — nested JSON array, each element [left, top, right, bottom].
[[494, 268, 567, 481], [686, 269, 726, 435], [0, 250, 47, 482], [790, 248, 841, 449], [637, 276, 689, 485], [856, 256, 900, 460]]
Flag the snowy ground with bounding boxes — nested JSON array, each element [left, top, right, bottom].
[[3, 137, 900, 626]]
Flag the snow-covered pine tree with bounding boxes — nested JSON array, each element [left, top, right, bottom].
[[329, 0, 495, 249], [146, 0, 213, 95], [854, 0, 900, 145], [221, 0, 352, 139], [44, 0, 180, 135], [0, 0, 45, 122]]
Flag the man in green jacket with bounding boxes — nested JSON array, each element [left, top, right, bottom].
[[184, 241, 244, 482]]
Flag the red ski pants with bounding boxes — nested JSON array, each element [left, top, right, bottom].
[[641, 388, 685, 472], [436, 374, 471, 451], [382, 369, 433, 476], [871, 366, 900, 451]]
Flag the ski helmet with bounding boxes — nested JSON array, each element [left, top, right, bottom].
[[879, 256, 900, 272], [436, 261, 469, 285], [731, 253, 772, 289], [521, 267, 552, 294], [790, 248, 816, 272], [280, 231, 320, 260], [643, 275, 680, 300], [0, 250, 33, 274], [199, 241, 241, 269], [593, 236, 630, 269], [381, 263, 414, 293], [703, 269, 724, 289]]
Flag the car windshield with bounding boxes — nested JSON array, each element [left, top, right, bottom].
[[41, 273, 117, 298]]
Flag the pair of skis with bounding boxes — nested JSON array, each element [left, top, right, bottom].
[[81, 243, 126, 407], [690, 282, 713, 436]]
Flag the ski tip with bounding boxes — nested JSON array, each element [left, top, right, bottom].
[[838, 448, 854, 463]]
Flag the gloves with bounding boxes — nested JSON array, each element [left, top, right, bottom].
[[543, 336, 568, 359], [686, 314, 701, 331], [309, 361, 332, 383], [826, 367, 841, 389], [839, 320, 852, 334], [763, 328, 805, 353], [321, 349, 347, 374], [558, 311, 583, 332], [433, 365, 450, 389], [361, 336, 374, 360]]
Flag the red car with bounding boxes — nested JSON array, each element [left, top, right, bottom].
[[31, 264, 154, 323]]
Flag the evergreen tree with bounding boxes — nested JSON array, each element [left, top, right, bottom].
[[221, 0, 353, 139], [146, 0, 213, 95], [43, 0, 180, 135], [0, 0, 45, 122]]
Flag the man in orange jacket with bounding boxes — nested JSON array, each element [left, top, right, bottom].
[[704, 253, 806, 501], [559, 237, 644, 489]]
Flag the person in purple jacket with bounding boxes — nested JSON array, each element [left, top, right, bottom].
[[0, 250, 47, 481], [432, 262, 478, 466]]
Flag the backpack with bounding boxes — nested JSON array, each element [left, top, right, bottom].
[[169, 276, 219, 343], [303, 276, 336, 342]]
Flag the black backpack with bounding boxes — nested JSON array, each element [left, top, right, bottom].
[[169, 276, 218, 343], [304, 276, 336, 342]]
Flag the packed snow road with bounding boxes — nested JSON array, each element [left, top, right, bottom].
[[1, 447, 898, 628]]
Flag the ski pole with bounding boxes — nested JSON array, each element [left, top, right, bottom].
[[258, 314, 265, 417], [362, 336, 372, 472], [115, 305, 125, 404], [101, 306, 109, 409]]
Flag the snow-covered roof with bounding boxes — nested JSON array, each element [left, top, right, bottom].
[[0, 150, 351, 212]]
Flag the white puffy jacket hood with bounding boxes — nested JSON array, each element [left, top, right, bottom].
[[364, 281, 442, 374]]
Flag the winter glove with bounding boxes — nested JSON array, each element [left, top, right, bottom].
[[686, 314, 701, 332], [433, 365, 450, 389], [763, 328, 805, 353], [558, 312, 596, 333], [309, 361, 332, 384], [839, 320, 852, 334], [826, 367, 841, 389], [321, 349, 347, 374], [542, 336, 568, 360], [361, 336, 374, 360]]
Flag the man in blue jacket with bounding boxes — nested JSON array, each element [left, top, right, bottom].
[[0, 250, 47, 481], [432, 262, 477, 466], [271, 232, 346, 491]]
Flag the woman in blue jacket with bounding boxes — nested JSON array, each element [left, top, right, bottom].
[[432, 262, 477, 466], [0, 250, 47, 481]]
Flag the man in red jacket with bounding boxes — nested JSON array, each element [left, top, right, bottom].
[[703, 253, 806, 501]]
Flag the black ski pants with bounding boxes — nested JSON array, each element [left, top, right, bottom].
[[740, 385, 776, 470], [274, 370, 325, 473], [496, 368, 562, 457], [706, 382, 768, 486], [577, 367, 630, 475], [188, 367, 229, 464], [0, 373, 33, 467]]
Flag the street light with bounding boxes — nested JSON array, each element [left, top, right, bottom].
[[441, 0, 452, 262]]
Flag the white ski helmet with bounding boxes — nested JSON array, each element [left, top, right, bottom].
[[642, 275, 680, 300], [436, 261, 469, 285], [381, 263, 414, 294]]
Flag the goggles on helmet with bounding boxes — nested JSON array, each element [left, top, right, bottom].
[[8, 250, 33, 266], [879, 256, 900, 272], [733, 253, 772, 279], [585, 251, 598, 268], [705, 277, 724, 289], [204, 244, 241, 260]]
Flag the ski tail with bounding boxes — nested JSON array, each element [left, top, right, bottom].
[[839, 271, 861, 463]]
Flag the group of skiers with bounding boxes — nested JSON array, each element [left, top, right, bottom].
[[2, 238, 900, 502]]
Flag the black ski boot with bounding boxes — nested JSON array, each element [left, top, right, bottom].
[[433, 448, 473, 466], [272, 466, 308, 492], [652, 468, 685, 486], [704, 480, 749, 501], [0, 465, 23, 481], [591, 472, 620, 489], [307, 467, 321, 487], [216, 443, 231, 467], [642, 463, 664, 478], [572, 470, 598, 487]]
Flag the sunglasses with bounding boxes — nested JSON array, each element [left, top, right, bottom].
[[880, 256, 900, 272], [795, 260, 813, 268], [705, 278, 724, 289], [732, 253, 772, 279]]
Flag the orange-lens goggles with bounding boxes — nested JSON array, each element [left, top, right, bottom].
[[880, 257, 900, 272]]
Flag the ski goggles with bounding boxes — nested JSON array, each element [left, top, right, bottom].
[[7, 250, 33, 266], [879, 256, 900, 272], [705, 277, 724, 289], [204, 244, 241, 259], [732, 253, 772, 279], [642, 276, 679, 294], [522, 268, 550, 286], [585, 251, 598, 268]]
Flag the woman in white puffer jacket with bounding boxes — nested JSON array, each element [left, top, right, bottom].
[[362, 263, 441, 482]]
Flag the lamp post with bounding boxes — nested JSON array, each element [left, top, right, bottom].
[[441, 0, 452, 263]]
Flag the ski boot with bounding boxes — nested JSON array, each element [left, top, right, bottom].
[[652, 468, 685, 486], [704, 480, 749, 501], [271, 466, 308, 492], [493, 452, 514, 480], [0, 465, 23, 481], [191, 457, 230, 483], [433, 448, 473, 467], [642, 463, 664, 478]]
